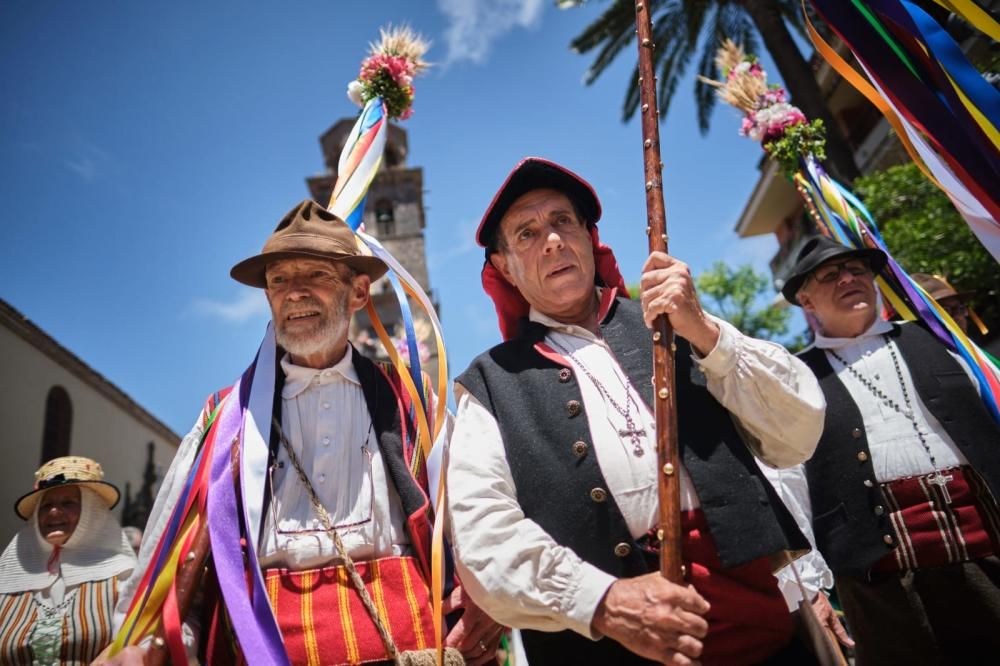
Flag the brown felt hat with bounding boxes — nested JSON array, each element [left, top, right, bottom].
[[911, 273, 975, 302], [231, 200, 388, 288], [15, 456, 120, 520]]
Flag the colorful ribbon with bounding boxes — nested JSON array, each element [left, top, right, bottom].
[[806, 0, 1000, 260], [795, 156, 1000, 421]]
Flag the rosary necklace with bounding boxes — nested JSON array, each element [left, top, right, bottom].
[[829, 335, 953, 503], [551, 338, 648, 457]]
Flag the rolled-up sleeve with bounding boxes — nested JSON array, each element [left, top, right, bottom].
[[695, 317, 825, 468], [446, 386, 615, 638]]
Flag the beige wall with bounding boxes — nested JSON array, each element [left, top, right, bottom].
[[0, 325, 178, 545]]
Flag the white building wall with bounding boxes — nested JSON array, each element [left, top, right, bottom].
[[0, 324, 178, 545]]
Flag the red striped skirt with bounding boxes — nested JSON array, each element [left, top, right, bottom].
[[263, 556, 434, 666], [873, 465, 1000, 574]]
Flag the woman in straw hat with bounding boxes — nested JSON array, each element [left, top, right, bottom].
[[0, 456, 136, 664]]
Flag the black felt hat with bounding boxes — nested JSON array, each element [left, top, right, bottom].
[[781, 235, 887, 305]]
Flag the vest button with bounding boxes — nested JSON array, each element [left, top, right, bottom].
[[558, 368, 572, 383], [857, 451, 869, 462], [874, 505, 885, 516], [572, 441, 588, 457], [852, 428, 863, 439], [864, 479, 874, 488], [883, 534, 894, 545], [566, 400, 582, 417], [614, 542, 632, 558], [590, 488, 608, 503]]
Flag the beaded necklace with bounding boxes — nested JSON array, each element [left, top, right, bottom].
[[829, 335, 954, 503]]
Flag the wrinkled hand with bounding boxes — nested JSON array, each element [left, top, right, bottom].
[[91, 645, 147, 665], [443, 585, 505, 666], [592, 573, 711, 665], [639, 252, 720, 356], [812, 591, 854, 648]]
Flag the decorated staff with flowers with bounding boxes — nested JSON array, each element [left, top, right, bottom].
[[707, 38, 1000, 665], [97, 27, 501, 666]]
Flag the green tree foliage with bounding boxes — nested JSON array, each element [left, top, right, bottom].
[[630, 262, 797, 344], [562, 0, 860, 180], [696, 261, 792, 341], [854, 163, 999, 338]]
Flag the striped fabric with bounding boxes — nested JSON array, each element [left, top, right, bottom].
[[264, 556, 433, 666], [873, 466, 1000, 573], [0, 577, 118, 665]]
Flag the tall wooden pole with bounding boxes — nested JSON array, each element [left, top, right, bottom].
[[634, 0, 683, 583]]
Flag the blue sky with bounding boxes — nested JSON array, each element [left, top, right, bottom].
[[1, 0, 797, 435]]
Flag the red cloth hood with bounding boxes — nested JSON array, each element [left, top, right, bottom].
[[481, 226, 629, 341]]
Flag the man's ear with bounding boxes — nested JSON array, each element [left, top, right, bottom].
[[797, 287, 816, 314], [348, 273, 371, 313], [489, 252, 513, 283]]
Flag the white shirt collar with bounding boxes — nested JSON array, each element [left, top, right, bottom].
[[281, 346, 360, 399], [528, 287, 608, 341], [813, 316, 894, 350]]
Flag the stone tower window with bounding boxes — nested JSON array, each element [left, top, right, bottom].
[[41, 385, 72, 464], [375, 199, 395, 237]]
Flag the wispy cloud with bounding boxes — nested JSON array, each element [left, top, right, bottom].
[[191, 290, 269, 323], [63, 137, 113, 183], [429, 218, 480, 264], [65, 157, 97, 182], [437, 0, 545, 66]]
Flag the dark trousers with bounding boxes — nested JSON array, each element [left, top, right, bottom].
[[836, 556, 1000, 665]]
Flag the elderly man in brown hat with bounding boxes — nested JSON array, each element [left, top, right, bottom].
[[102, 201, 500, 665], [447, 158, 828, 666], [782, 236, 1000, 665]]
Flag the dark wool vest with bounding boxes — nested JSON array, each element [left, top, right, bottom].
[[457, 297, 807, 665], [799, 323, 1000, 576]]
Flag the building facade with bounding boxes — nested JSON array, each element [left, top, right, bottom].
[[0, 298, 179, 544]]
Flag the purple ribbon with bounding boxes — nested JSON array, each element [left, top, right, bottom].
[[208, 362, 290, 665]]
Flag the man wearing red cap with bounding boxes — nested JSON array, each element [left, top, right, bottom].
[[447, 158, 827, 665]]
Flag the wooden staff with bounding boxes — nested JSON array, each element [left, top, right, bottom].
[[634, 0, 683, 583], [144, 517, 213, 666]]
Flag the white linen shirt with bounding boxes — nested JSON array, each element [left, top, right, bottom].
[[447, 298, 826, 638], [764, 317, 982, 594], [258, 352, 411, 570], [812, 318, 972, 482]]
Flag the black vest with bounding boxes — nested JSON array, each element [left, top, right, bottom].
[[799, 323, 1000, 575], [458, 297, 807, 665]]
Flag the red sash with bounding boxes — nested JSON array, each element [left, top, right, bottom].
[[681, 510, 793, 666], [262, 556, 434, 666], [872, 466, 1000, 574]]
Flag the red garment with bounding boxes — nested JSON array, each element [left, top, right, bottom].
[[872, 465, 1000, 573], [481, 226, 629, 340], [681, 510, 793, 666]]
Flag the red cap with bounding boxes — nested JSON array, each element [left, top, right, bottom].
[[476, 157, 602, 251]]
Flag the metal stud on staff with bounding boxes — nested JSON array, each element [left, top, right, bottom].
[[633, 1, 682, 583]]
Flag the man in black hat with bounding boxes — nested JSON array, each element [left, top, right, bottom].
[[447, 157, 828, 665], [783, 235, 1000, 665], [104, 201, 500, 665]]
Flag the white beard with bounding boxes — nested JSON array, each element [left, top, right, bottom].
[[274, 294, 350, 361]]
